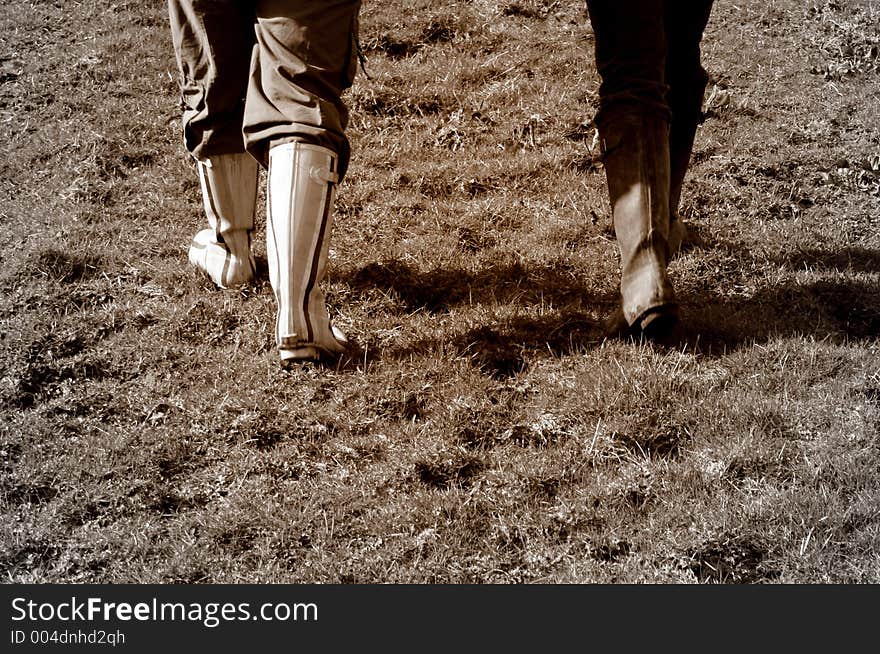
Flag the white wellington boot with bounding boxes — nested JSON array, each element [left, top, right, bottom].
[[188, 153, 259, 289], [267, 142, 349, 365]]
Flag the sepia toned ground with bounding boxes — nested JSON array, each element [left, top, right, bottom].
[[0, 0, 878, 583]]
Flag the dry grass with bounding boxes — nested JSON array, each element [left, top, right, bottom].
[[1, 0, 878, 584]]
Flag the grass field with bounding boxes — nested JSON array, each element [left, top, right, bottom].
[[1, 0, 878, 583]]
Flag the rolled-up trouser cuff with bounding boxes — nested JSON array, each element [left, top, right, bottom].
[[587, 0, 715, 132], [595, 97, 672, 133]]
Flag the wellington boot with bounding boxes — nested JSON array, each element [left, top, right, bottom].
[[668, 89, 706, 259], [187, 153, 259, 288], [267, 142, 348, 365], [600, 111, 678, 334], [667, 121, 697, 259]]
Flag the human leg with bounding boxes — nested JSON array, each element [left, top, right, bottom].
[[167, 0, 256, 158], [266, 143, 348, 363], [244, 0, 360, 173], [600, 111, 677, 334], [664, 0, 715, 257], [187, 153, 259, 288], [246, 0, 362, 363], [167, 0, 260, 287], [586, 0, 678, 335]]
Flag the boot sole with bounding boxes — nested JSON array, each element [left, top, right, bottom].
[[278, 325, 349, 367], [603, 304, 679, 342], [639, 307, 679, 341], [279, 346, 324, 367]]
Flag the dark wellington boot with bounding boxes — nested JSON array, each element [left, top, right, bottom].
[[600, 111, 678, 338], [667, 113, 700, 258], [667, 76, 708, 258]]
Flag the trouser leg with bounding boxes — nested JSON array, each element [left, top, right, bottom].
[[586, 0, 670, 127], [167, 0, 255, 159], [168, 0, 260, 288], [246, 0, 362, 363], [243, 0, 361, 176], [586, 0, 677, 332]]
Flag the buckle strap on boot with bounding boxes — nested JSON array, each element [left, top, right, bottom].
[[310, 166, 339, 186]]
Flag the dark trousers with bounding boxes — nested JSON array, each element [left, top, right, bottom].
[[167, 0, 361, 176], [586, 0, 715, 128], [585, 1, 715, 326]]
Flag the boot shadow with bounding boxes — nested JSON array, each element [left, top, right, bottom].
[[668, 278, 880, 356], [395, 310, 604, 379], [254, 254, 269, 281], [309, 239, 880, 364], [770, 246, 880, 274], [648, 226, 880, 354], [336, 258, 611, 376], [339, 258, 616, 313]]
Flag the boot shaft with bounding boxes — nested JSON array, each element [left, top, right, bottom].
[[599, 112, 676, 325], [266, 142, 346, 359], [198, 153, 259, 239], [189, 153, 260, 288]]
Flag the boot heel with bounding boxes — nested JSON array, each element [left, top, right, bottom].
[[638, 304, 679, 340]]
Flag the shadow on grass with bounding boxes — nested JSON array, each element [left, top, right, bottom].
[[771, 246, 880, 274], [687, 533, 780, 584], [339, 308, 605, 378], [449, 313, 604, 378], [651, 231, 880, 354], [284, 241, 879, 367], [12, 248, 105, 285], [673, 277, 880, 355], [334, 258, 610, 376], [341, 258, 608, 313]]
